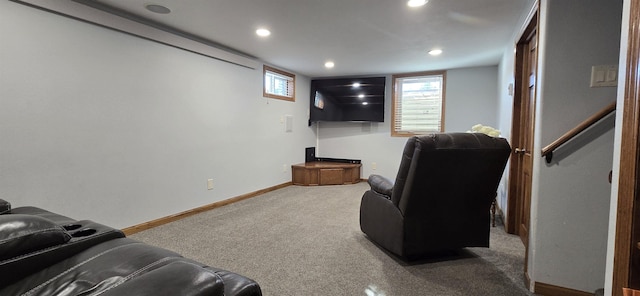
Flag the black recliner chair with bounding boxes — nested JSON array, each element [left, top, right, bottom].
[[359, 133, 511, 260]]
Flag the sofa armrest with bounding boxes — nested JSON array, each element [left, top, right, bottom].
[[207, 268, 263, 296], [0, 199, 10, 214], [0, 219, 124, 289], [0, 214, 71, 262], [98, 261, 225, 296], [367, 175, 393, 197]]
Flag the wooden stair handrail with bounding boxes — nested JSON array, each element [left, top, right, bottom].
[[541, 102, 616, 163]]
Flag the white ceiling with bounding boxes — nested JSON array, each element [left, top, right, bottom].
[[92, 0, 531, 78]]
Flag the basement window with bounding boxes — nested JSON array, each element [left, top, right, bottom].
[[263, 65, 295, 101], [391, 71, 446, 136]]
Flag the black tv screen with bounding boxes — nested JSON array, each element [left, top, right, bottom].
[[309, 77, 385, 124]]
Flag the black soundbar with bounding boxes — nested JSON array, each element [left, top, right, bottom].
[[315, 157, 361, 164], [305, 147, 361, 164]]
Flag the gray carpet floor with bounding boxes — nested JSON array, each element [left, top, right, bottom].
[[130, 183, 534, 296]]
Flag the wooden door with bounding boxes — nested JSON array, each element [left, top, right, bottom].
[[518, 29, 537, 245], [508, 14, 538, 234], [507, 12, 538, 279]]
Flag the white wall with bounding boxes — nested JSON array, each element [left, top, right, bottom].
[[0, 1, 316, 229], [445, 67, 499, 132], [531, 0, 622, 293], [605, 0, 631, 294], [317, 66, 499, 179]]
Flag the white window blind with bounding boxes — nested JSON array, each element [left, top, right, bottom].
[[393, 73, 444, 135], [264, 66, 295, 101]]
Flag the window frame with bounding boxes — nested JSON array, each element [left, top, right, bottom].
[[263, 65, 296, 102], [391, 70, 447, 137]]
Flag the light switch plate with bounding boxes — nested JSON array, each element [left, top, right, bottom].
[[207, 179, 214, 190], [590, 65, 618, 87]]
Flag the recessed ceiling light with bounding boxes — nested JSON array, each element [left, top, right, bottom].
[[362, 102, 369, 105], [358, 94, 365, 98], [256, 28, 271, 37], [429, 49, 443, 56], [325, 61, 335, 68], [407, 0, 428, 8], [352, 83, 361, 88], [145, 4, 171, 14]]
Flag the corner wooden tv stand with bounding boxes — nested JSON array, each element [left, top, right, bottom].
[[291, 162, 361, 186]]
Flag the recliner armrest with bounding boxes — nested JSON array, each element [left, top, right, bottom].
[[367, 175, 393, 197]]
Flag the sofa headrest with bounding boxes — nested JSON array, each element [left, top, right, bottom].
[[0, 199, 10, 215], [0, 214, 71, 262]]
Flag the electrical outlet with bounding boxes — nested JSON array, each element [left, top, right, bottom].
[[282, 164, 287, 173], [207, 179, 214, 190], [372, 162, 377, 170]]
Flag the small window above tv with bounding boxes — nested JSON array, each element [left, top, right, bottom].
[[309, 77, 385, 124]]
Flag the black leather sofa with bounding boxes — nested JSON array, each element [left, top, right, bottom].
[[0, 199, 261, 296], [360, 133, 511, 260]]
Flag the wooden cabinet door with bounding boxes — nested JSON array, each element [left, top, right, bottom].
[[319, 169, 343, 185]]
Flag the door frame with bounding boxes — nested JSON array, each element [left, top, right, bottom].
[[612, 0, 640, 295], [506, 8, 539, 236]]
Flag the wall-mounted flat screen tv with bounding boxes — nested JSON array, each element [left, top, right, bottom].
[[309, 77, 385, 125]]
